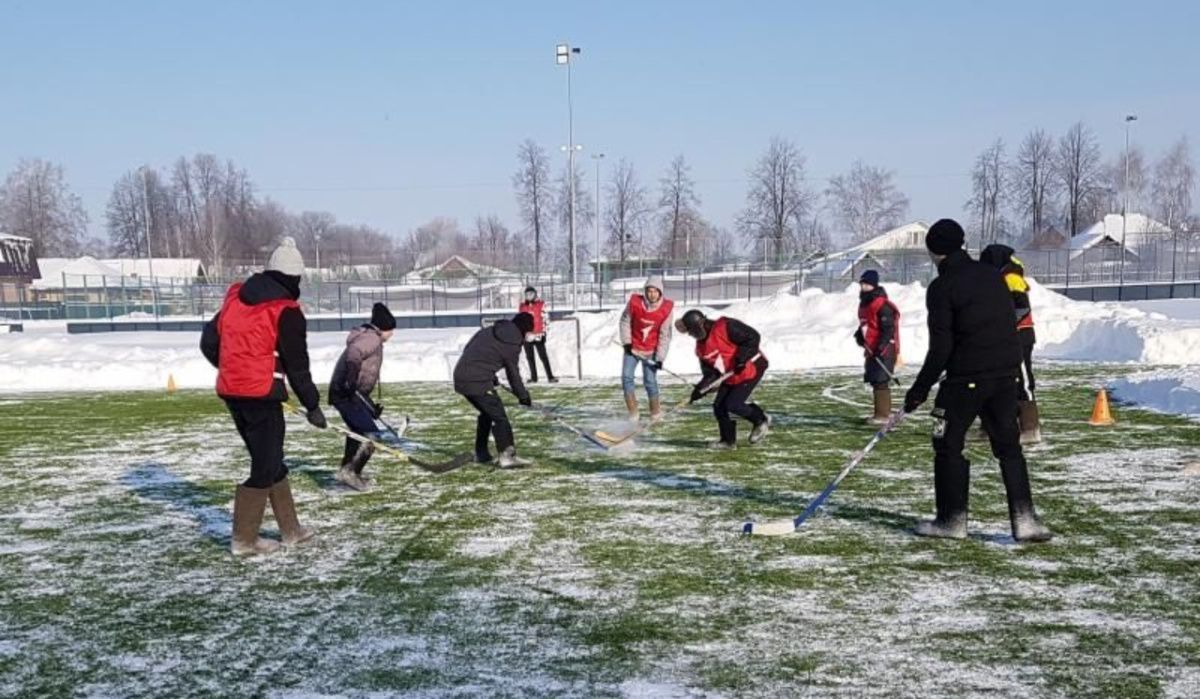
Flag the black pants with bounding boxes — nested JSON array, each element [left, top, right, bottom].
[[713, 361, 768, 443], [524, 338, 554, 381], [930, 376, 1037, 525], [466, 391, 514, 457], [226, 399, 288, 489], [1017, 343, 1036, 401], [864, 352, 896, 389]]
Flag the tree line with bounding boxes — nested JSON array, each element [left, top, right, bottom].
[[0, 128, 1193, 278]]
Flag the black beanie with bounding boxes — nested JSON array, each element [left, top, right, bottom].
[[371, 303, 396, 331], [512, 312, 535, 334], [926, 219, 965, 255]]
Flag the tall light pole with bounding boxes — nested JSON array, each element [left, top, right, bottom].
[[557, 42, 581, 309], [1119, 114, 1137, 296], [141, 166, 155, 280], [592, 152, 605, 305]]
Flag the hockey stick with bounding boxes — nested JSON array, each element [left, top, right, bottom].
[[500, 385, 612, 450], [743, 410, 907, 536], [355, 391, 409, 442], [610, 339, 689, 385], [593, 370, 735, 447], [872, 355, 902, 387], [282, 403, 470, 474]]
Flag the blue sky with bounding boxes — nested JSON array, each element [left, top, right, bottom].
[[1, 0, 1196, 243]]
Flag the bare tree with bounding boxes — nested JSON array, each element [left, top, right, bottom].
[[1054, 122, 1104, 238], [1104, 144, 1149, 215], [826, 160, 910, 244], [605, 159, 649, 262], [473, 214, 527, 269], [291, 211, 337, 267], [1010, 129, 1058, 238], [658, 155, 703, 263], [708, 225, 740, 265], [0, 159, 88, 256], [512, 140, 554, 274], [1152, 137, 1195, 231], [965, 140, 1008, 247], [738, 137, 815, 264]]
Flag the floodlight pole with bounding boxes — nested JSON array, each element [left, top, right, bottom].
[[1119, 114, 1137, 298], [557, 42, 582, 310], [592, 152, 605, 306]]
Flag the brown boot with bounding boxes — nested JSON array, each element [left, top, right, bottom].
[[648, 396, 663, 422], [231, 485, 280, 557], [268, 477, 315, 546], [868, 387, 891, 425], [1018, 400, 1042, 444], [624, 392, 639, 421]]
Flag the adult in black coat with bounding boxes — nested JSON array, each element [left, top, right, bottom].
[[454, 313, 534, 468], [903, 219, 1051, 543]]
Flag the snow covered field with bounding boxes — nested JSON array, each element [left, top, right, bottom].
[[5, 281, 1200, 399], [1, 370, 1198, 697]]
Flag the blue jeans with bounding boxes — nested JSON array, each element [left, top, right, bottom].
[[621, 353, 660, 398]]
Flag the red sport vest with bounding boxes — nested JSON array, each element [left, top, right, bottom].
[[215, 282, 299, 399], [519, 299, 546, 334], [627, 294, 674, 355], [858, 295, 901, 357], [696, 317, 762, 385]]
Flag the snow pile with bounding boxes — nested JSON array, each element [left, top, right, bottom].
[[5, 282, 1200, 393], [1111, 368, 1200, 419]]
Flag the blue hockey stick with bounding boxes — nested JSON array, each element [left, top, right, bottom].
[[743, 410, 907, 536]]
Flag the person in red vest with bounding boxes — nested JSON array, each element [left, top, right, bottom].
[[676, 309, 770, 449], [200, 237, 326, 557], [518, 286, 556, 383], [853, 270, 900, 424], [618, 274, 674, 420]]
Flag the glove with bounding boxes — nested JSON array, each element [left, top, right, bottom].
[[854, 328, 865, 348], [733, 360, 747, 374], [647, 357, 663, 371], [493, 375, 500, 386], [623, 343, 633, 356], [306, 407, 328, 429], [518, 394, 532, 407], [902, 387, 927, 414], [372, 402, 384, 419], [689, 385, 705, 403]]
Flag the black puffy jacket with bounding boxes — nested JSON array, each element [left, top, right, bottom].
[[910, 250, 1022, 398], [453, 319, 529, 400]]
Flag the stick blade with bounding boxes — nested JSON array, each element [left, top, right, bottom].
[[742, 518, 798, 537], [410, 452, 473, 474], [593, 429, 633, 444]]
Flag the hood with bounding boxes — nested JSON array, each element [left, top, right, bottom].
[[979, 244, 1015, 270], [346, 325, 379, 347], [859, 286, 888, 305], [492, 319, 525, 346], [239, 271, 300, 305], [644, 274, 664, 294]]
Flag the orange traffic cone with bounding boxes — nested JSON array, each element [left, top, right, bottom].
[[167, 373, 178, 395], [1088, 388, 1115, 426]]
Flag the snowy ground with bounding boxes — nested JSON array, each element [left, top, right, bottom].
[[7, 282, 1200, 396], [2, 367, 1198, 697]]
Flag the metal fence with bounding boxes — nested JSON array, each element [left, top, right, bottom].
[[19, 241, 1200, 322]]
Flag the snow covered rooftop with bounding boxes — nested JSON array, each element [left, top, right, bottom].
[[31, 257, 126, 289], [100, 258, 207, 281], [839, 221, 930, 256], [1069, 213, 1170, 257]]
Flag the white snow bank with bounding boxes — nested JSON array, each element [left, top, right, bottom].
[[5, 282, 1200, 393], [1111, 368, 1200, 419]]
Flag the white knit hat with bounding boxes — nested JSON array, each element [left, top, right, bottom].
[[267, 237, 305, 277], [645, 274, 664, 294]]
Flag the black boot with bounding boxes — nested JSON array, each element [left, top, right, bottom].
[[916, 457, 969, 539], [999, 454, 1052, 542]]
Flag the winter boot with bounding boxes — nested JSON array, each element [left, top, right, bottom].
[[336, 466, 372, 492], [1018, 400, 1042, 444], [269, 477, 315, 546], [230, 485, 281, 557], [624, 392, 640, 421], [997, 453, 1052, 543], [749, 414, 772, 444], [547, 376, 559, 384], [497, 446, 533, 469], [868, 387, 892, 425], [913, 517, 968, 539], [707, 439, 736, 451], [1012, 513, 1053, 543], [648, 396, 663, 422]]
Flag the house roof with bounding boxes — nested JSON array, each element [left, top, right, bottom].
[[1069, 213, 1168, 257], [31, 257, 126, 289], [409, 254, 519, 281], [840, 221, 931, 256], [100, 258, 207, 280]]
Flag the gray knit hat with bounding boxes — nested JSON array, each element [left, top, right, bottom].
[[267, 236, 305, 277]]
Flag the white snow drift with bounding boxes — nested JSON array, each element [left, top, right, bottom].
[[4, 280, 1200, 395]]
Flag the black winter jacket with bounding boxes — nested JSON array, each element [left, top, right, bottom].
[[199, 271, 321, 411], [909, 250, 1023, 399], [453, 319, 529, 400]]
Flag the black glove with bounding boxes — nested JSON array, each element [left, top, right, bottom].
[[689, 385, 705, 403], [372, 401, 384, 419], [733, 360, 747, 374], [648, 358, 663, 371], [623, 343, 633, 356], [493, 375, 500, 386], [518, 394, 532, 407], [902, 387, 927, 414], [853, 328, 865, 348], [306, 407, 328, 429]]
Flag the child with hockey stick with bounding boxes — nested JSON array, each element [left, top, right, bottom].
[[453, 312, 535, 468], [854, 270, 901, 424], [328, 302, 397, 491], [676, 309, 771, 449]]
